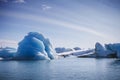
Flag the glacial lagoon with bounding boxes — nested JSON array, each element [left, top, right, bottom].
[[0, 58, 120, 80]]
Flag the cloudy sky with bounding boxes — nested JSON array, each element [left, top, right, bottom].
[[0, 0, 120, 48]]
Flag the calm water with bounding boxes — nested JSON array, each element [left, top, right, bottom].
[[0, 58, 120, 80]]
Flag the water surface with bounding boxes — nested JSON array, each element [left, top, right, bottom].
[[0, 58, 120, 80]]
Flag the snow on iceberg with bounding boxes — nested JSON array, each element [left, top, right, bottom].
[[72, 49, 95, 57], [14, 32, 55, 60], [57, 48, 95, 58]]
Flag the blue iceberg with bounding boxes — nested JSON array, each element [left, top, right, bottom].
[[0, 47, 16, 60], [0, 32, 56, 60], [95, 42, 107, 57], [95, 42, 120, 58], [105, 43, 120, 58], [55, 47, 73, 53]]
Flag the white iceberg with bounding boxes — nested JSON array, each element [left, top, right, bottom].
[[57, 48, 95, 58]]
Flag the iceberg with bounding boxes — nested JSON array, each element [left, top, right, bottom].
[[95, 42, 120, 58], [95, 42, 107, 57], [55, 47, 72, 53], [0, 32, 56, 60], [73, 47, 81, 51], [14, 32, 55, 60], [57, 48, 95, 58], [0, 32, 119, 60], [72, 49, 95, 57], [105, 43, 120, 58], [0, 47, 16, 60]]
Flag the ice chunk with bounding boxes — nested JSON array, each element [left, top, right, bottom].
[[95, 42, 120, 58], [73, 47, 81, 51], [0, 47, 16, 59], [55, 47, 72, 53], [105, 43, 120, 58], [95, 42, 107, 57], [14, 32, 55, 60]]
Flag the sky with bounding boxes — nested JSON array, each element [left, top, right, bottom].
[[0, 0, 120, 49]]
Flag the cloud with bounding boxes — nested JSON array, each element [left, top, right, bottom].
[[0, 39, 18, 48], [13, 0, 25, 3], [0, 0, 25, 3], [41, 4, 52, 10], [0, 0, 8, 2], [0, 11, 116, 41]]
